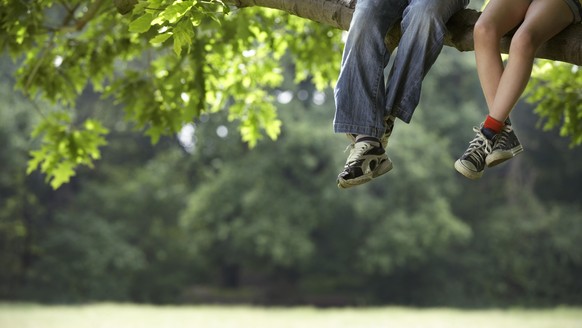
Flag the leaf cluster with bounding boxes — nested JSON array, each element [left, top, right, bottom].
[[1, 0, 343, 187], [525, 61, 582, 146], [27, 112, 108, 188]]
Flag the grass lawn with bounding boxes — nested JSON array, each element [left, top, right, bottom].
[[1, 303, 581, 328]]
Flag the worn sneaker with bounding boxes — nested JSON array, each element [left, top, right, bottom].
[[486, 124, 523, 167], [454, 125, 492, 180], [337, 140, 393, 189]]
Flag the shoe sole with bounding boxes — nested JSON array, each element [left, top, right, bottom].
[[486, 145, 524, 167], [454, 159, 483, 180], [337, 159, 393, 189]]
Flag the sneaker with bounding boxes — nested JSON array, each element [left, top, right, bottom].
[[346, 116, 395, 149], [454, 125, 492, 180], [486, 124, 523, 167], [337, 140, 393, 189]]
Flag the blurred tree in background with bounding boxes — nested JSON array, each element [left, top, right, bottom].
[[1, 39, 582, 306], [1, 0, 582, 308]]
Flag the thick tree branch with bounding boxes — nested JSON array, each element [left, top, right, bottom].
[[445, 9, 582, 65], [234, 0, 582, 66]]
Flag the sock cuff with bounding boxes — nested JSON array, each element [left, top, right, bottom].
[[484, 115, 504, 134]]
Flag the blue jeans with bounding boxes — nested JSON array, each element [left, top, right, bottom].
[[333, 0, 470, 139]]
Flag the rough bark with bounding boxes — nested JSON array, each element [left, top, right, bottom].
[[234, 0, 582, 66]]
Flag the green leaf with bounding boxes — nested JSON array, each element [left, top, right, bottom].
[[172, 20, 194, 56], [190, 11, 203, 26], [150, 32, 173, 44], [129, 13, 154, 33], [27, 149, 47, 175], [50, 161, 76, 189], [152, 1, 194, 25], [114, 0, 138, 15]]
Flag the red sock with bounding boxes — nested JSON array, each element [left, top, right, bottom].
[[483, 115, 504, 134]]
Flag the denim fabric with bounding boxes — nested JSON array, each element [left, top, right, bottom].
[[334, 0, 470, 138]]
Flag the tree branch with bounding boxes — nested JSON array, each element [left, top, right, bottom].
[[445, 9, 582, 65], [233, 0, 582, 66], [75, 0, 107, 30]]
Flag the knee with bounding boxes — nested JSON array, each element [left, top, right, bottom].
[[473, 18, 502, 46], [350, 9, 386, 36], [510, 29, 539, 57], [402, 5, 445, 33]]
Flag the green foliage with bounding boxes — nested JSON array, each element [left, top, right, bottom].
[[0, 78, 47, 300], [22, 212, 146, 302], [0, 0, 342, 188], [2, 60, 582, 308], [114, 0, 138, 15], [127, 0, 228, 56], [179, 132, 329, 271], [2, 20, 582, 307], [525, 61, 582, 146], [475, 190, 582, 304], [349, 124, 471, 275], [27, 112, 108, 189]]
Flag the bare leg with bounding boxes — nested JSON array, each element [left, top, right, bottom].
[[489, 0, 574, 122], [455, 0, 574, 180], [473, 0, 530, 110]]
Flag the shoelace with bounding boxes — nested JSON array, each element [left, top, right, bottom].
[[493, 125, 512, 149], [493, 132, 508, 150], [465, 126, 492, 163]]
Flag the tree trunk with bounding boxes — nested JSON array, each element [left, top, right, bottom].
[[234, 0, 582, 66]]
